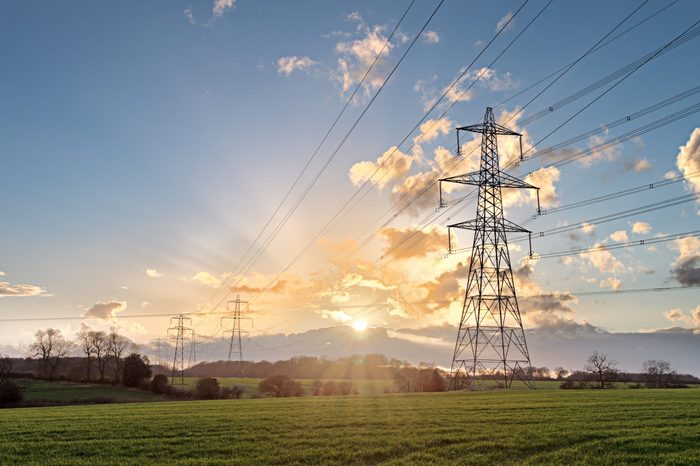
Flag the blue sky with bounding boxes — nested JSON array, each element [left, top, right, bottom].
[[1, 0, 699, 366]]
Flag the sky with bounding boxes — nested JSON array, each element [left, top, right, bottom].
[[1, 0, 699, 371]]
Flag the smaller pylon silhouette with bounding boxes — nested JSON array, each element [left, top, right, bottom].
[[221, 296, 252, 377], [168, 314, 194, 385], [154, 338, 164, 367]]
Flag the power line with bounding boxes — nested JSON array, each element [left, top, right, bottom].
[[2, 285, 698, 323], [199, 0, 419, 311], [212, 0, 449, 309], [248, 0, 539, 303]]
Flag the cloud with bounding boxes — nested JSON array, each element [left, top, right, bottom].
[[599, 277, 621, 291], [321, 310, 353, 323], [496, 11, 515, 31], [581, 242, 624, 274], [192, 272, 222, 288], [623, 158, 652, 172], [84, 300, 126, 319], [631, 221, 651, 234], [581, 222, 596, 234], [277, 56, 317, 76], [141, 301, 150, 308], [231, 279, 287, 295], [348, 146, 413, 189], [664, 170, 678, 180], [341, 273, 393, 291], [676, 128, 700, 201], [609, 230, 629, 242], [379, 225, 448, 260], [146, 269, 162, 278], [212, 0, 235, 18], [334, 24, 393, 101], [670, 236, 700, 286], [0, 278, 47, 298], [514, 263, 577, 317], [422, 30, 440, 44], [415, 68, 516, 112], [580, 130, 620, 167], [663, 305, 700, 329], [184, 8, 196, 25]]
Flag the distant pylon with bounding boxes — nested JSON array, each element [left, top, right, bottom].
[[167, 314, 194, 385], [440, 107, 540, 390], [221, 296, 252, 377], [154, 338, 164, 367]]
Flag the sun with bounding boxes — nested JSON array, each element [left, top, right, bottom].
[[351, 319, 368, 332]]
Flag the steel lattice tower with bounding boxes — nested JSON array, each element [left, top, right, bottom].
[[221, 296, 251, 377], [440, 107, 540, 390], [168, 314, 194, 385]]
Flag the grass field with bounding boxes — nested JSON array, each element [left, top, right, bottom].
[[17, 379, 164, 404], [1, 389, 698, 464]]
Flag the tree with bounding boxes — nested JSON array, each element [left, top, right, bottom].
[[107, 327, 132, 383], [584, 351, 619, 389], [0, 380, 23, 404], [28, 328, 74, 379], [553, 367, 569, 380], [258, 375, 304, 397], [642, 360, 676, 388], [0, 354, 12, 384], [195, 377, 221, 399], [151, 374, 169, 394], [121, 353, 151, 387], [76, 325, 95, 381], [90, 330, 109, 381]]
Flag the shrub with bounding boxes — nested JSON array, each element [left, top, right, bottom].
[[322, 380, 337, 396], [151, 374, 169, 394], [0, 380, 23, 404], [221, 385, 245, 399], [195, 377, 220, 400], [122, 353, 152, 388], [258, 375, 304, 397], [559, 380, 577, 389]]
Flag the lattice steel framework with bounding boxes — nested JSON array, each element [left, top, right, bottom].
[[167, 314, 194, 385], [440, 107, 540, 390], [221, 296, 252, 377]]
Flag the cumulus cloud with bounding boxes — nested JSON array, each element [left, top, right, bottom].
[[423, 30, 440, 44], [277, 56, 317, 76], [609, 230, 629, 242], [0, 279, 47, 298], [496, 11, 515, 31], [581, 242, 624, 274], [580, 131, 620, 167], [379, 225, 448, 260], [415, 68, 516, 112], [84, 300, 126, 319], [676, 128, 700, 201], [581, 223, 596, 234], [670, 236, 700, 286], [213, 0, 235, 18], [321, 310, 353, 323], [146, 269, 162, 278], [599, 277, 621, 291], [334, 24, 393, 101], [230, 279, 287, 295], [349, 146, 413, 189], [623, 158, 652, 173], [192, 272, 222, 288], [631, 221, 651, 234], [663, 305, 700, 329]]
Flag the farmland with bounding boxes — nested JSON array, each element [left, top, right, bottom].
[[1, 388, 698, 464]]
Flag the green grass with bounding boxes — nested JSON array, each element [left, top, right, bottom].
[[0, 389, 698, 464], [17, 379, 165, 404]]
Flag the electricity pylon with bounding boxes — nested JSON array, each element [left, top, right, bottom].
[[221, 296, 252, 377], [167, 314, 194, 385], [440, 107, 540, 390]]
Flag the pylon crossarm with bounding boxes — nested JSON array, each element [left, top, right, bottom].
[[440, 171, 481, 187], [498, 172, 538, 190], [447, 218, 530, 234], [457, 123, 520, 137]]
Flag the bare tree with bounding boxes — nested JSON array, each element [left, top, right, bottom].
[[642, 360, 676, 388], [553, 367, 569, 380], [584, 351, 619, 389], [107, 327, 132, 383], [76, 325, 95, 381], [28, 328, 74, 379], [0, 354, 12, 384], [90, 330, 109, 381]]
